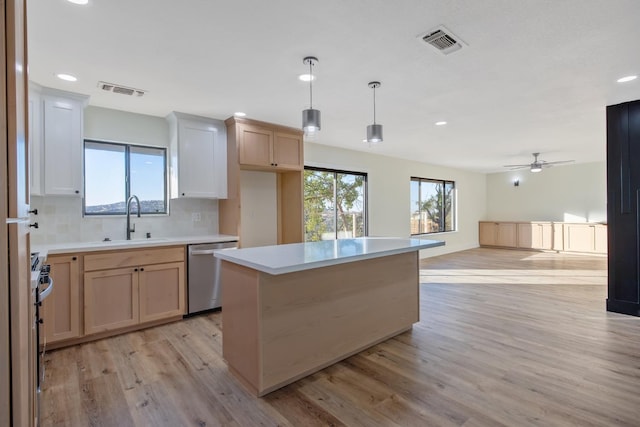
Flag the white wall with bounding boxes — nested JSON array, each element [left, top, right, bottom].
[[30, 106, 220, 245], [304, 143, 487, 257], [485, 161, 606, 222]]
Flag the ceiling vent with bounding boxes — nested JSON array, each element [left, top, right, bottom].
[[417, 26, 466, 55], [97, 81, 146, 97]]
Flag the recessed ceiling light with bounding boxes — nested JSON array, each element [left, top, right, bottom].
[[298, 74, 316, 82], [56, 73, 77, 82], [435, 121, 447, 126], [67, 0, 89, 4], [234, 112, 246, 117], [617, 75, 638, 83]]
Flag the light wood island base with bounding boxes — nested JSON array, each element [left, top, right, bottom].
[[221, 251, 419, 396]]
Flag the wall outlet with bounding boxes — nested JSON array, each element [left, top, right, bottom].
[[192, 212, 201, 222]]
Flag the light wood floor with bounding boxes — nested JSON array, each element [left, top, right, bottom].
[[41, 248, 640, 426]]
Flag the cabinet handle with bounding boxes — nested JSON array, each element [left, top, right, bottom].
[[29, 222, 39, 228], [28, 209, 38, 215], [140, 267, 144, 272], [182, 193, 185, 196], [72, 256, 77, 261], [75, 190, 79, 194], [134, 268, 138, 272]]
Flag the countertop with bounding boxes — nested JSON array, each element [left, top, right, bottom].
[[32, 234, 238, 257], [213, 237, 445, 275]]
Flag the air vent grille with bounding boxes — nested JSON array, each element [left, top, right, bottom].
[[97, 81, 146, 97], [418, 26, 466, 55]]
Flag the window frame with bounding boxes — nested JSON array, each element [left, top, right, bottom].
[[83, 139, 168, 216], [410, 176, 456, 235], [304, 166, 369, 241]]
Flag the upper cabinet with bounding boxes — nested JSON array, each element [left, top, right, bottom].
[[166, 112, 227, 199], [29, 84, 88, 197], [237, 121, 303, 171]]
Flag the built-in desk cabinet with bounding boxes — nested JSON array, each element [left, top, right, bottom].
[[479, 221, 607, 254], [41, 254, 82, 344]]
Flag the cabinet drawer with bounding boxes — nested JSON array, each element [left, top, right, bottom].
[[84, 247, 185, 272]]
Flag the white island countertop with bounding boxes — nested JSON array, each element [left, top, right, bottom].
[[214, 237, 444, 275], [32, 234, 238, 256]]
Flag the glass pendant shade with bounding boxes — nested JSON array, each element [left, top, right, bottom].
[[302, 108, 321, 133], [366, 124, 383, 144]]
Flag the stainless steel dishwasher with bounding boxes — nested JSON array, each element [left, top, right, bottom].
[[187, 241, 238, 314]]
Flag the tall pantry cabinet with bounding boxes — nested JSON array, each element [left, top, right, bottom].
[[607, 99, 640, 316], [219, 117, 304, 247]]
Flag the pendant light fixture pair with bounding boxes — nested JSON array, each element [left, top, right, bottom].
[[301, 56, 383, 144]]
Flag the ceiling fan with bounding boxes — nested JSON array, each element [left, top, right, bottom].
[[503, 152, 574, 173]]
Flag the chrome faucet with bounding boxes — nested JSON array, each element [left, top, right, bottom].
[[126, 195, 140, 240]]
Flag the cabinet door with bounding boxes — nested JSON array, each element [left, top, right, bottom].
[[273, 132, 303, 170], [139, 262, 185, 323], [518, 223, 553, 249], [564, 224, 595, 252], [479, 222, 497, 246], [496, 223, 517, 247], [84, 267, 139, 335], [177, 120, 220, 198], [42, 95, 83, 196], [42, 255, 81, 343], [238, 124, 273, 167], [594, 225, 607, 254]]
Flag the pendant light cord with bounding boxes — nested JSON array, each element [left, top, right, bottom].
[[372, 85, 376, 124], [309, 59, 313, 109]]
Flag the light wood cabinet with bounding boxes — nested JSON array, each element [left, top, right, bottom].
[[220, 117, 304, 247], [237, 122, 303, 171], [479, 222, 517, 247], [83, 246, 185, 335], [167, 112, 227, 199], [41, 255, 81, 344], [517, 222, 553, 250], [563, 223, 607, 254], [479, 221, 607, 254], [84, 267, 139, 335]]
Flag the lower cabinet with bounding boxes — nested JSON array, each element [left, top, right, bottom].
[[84, 247, 185, 335], [479, 221, 607, 254], [42, 254, 82, 344], [517, 222, 553, 250], [479, 222, 517, 247], [563, 223, 607, 254]]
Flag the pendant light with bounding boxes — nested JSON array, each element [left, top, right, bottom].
[[366, 81, 383, 144], [302, 56, 321, 134]]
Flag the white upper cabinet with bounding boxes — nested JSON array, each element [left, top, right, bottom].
[[166, 112, 227, 199], [30, 84, 88, 197]]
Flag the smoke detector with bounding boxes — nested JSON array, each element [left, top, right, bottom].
[[97, 81, 146, 97], [417, 26, 466, 55]]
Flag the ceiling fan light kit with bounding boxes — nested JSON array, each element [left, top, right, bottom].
[[503, 152, 574, 173]]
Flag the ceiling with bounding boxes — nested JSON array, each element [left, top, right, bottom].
[[26, 0, 640, 173]]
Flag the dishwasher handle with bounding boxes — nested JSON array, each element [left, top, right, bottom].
[[190, 249, 217, 256]]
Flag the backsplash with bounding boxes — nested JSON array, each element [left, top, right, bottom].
[[30, 196, 219, 245]]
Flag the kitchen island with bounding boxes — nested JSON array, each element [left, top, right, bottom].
[[214, 237, 444, 396]]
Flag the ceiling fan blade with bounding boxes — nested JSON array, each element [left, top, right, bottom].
[[502, 164, 529, 168], [543, 160, 574, 165]]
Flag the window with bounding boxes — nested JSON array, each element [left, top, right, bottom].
[[410, 177, 455, 234], [84, 140, 167, 215], [304, 167, 367, 241]]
